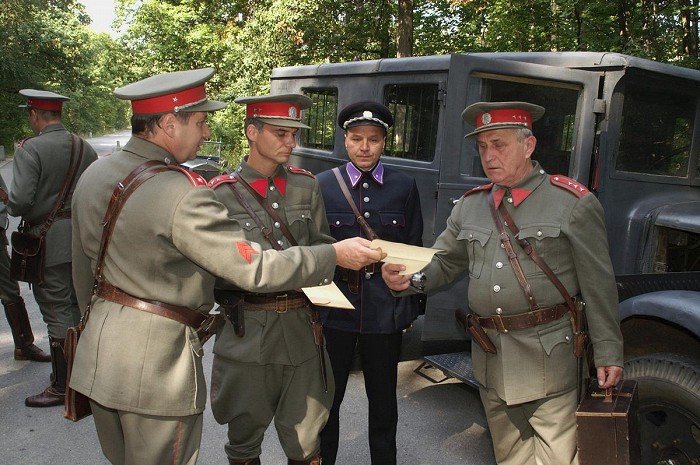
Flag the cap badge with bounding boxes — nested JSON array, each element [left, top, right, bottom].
[[288, 106, 298, 119], [481, 113, 492, 125], [363, 110, 373, 119]]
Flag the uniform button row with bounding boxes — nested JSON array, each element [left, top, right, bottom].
[[362, 182, 369, 189], [493, 285, 501, 292], [496, 261, 503, 269], [272, 202, 279, 209]]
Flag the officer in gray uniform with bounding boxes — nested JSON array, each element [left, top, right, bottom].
[[0, 174, 50, 363], [209, 94, 334, 465], [70, 69, 382, 465], [383, 102, 624, 465], [10, 89, 97, 407]]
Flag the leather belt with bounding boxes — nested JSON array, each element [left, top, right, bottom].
[[478, 303, 569, 333], [26, 209, 71, 229], [241, 291, 308, 313], [96, 281, 206, 328]]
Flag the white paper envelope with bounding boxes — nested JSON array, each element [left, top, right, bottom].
[[371, 239, 441, 275], [302, 282, 354, 310]]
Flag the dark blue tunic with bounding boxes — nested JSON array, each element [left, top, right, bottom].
[[317, 161, 424, 334]]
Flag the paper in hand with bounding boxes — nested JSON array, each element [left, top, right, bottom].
[[371, 239, 441, 275], [302, 282, 354, 310]]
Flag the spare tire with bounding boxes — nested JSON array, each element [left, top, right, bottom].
[[624, 353, 700, 465]]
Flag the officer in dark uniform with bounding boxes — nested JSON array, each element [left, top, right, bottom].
[[10, 89, 97, 407], [383, 102, 623, 465], [317, 101, 423, 465], [0, 174, 50, 363]]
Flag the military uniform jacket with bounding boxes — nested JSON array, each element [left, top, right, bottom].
[[317, 161, 423, 333], [70, 138, 336, 416], [0, 175, 10, 235], [211, 161, 335, 366], [421, 161, 623, 405], [8, 123, 97, 266]]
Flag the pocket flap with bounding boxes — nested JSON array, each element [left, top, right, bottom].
[[379, 212, 405, 227], [538, 321, 573, 356], [518, 223, 561, 241], [286, 208, 312, 224], [327, 212, 355, 228], [456, 225, 492, 246]]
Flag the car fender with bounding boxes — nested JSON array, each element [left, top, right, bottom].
[[619, 290, 700, 338]]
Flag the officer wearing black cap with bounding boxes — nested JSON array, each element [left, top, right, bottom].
[[70, 70, 381, 465], [10, 89, 97, 407], [208, 93, 337, 465], [383, 101, 623, 465], [317, 101, 423, 465]]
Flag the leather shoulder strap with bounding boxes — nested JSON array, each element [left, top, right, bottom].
[[331, 167, 379, 240], [224, 175, 281, 251]]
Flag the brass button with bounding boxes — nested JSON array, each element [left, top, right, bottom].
[[507, 197, 513, 204], [335, 220, 341, 226], [362, 182, 369, 189], [496, 262, 503, 269], [468, 233, 473, 239], [364, 212, 370, 218], [493, 285, 501, 293], [537, 230, 543, 237], [323, 278, 329, 284], [274, 222, 280, 228], [272, 202, 279, 209], [363, 196, 370, 203], [277, 240, 284, 246], [365, 272, 372, 279], [392, 220, 397, 225], [496, 307, 502, 314], [269, 185, 275, 191]]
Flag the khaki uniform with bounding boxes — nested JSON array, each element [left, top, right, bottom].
[[8, 123, 97, 338], [420, 161, 623, 464], [70, 138, 336, 465], [0, 174, 21, 304], [210, 161, 335, 461]]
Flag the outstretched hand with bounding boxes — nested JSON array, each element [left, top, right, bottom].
[[381, 262, 411, 291], [333, 237, 384, 270]]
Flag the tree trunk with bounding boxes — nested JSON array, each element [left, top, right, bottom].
[[397, 0, 413, 57], [617, 0, 630, 47], [680, 0, 698, 58]]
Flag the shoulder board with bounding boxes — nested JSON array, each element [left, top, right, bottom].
[[17, 136, 33, 148], [208, 173, 238, 189], [550, 175, 589, 198], [166, 165, 208, 187], [287, 165, 315, 178], [462, 183, 493, 198]]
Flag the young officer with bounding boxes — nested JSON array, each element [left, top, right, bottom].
[[317, 101, 424, 465]]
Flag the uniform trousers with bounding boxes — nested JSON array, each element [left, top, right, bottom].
[[479, 385, 579, 465], [0, 232, 21, 304], [320, 327, 403, 465], [211, 354, 334, 461], [31, 262, 79, 338], [90, 399, 203, 465]]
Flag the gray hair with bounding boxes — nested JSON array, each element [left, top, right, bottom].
[[515, 127, 533, 141]]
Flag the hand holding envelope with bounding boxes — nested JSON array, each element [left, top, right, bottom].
[[302, 282, 354, 309], [370, 239, 441, 275]]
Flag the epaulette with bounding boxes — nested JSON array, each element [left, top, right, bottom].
[[287, 165, 315, 178], [462, 183, 493, 198], [550, 175, 589, 198], [17, 136, 33, 148], [208, 173, 237, 189], [167, 166, 208, 187]]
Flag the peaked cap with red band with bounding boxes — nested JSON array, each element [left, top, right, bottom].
[[235, 93, 312, 129], [18, 89, 69, 111], [462, 101, 545, 138], [114, 67, 227, 115]]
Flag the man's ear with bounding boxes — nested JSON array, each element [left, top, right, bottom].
[[245, 123, 260, 143], [160, 113, 177, 137], [524, 135, 537, 159]]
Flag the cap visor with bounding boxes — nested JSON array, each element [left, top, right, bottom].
[[465, 123, 531, 138], [258, 117, 310, 129], [178, 100, 227, 113]]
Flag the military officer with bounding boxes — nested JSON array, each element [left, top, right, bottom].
[[10, 89, 97, 407], [383, 102, 624, 465], [71, 70, 381, 465], [0, 174, 50, 363], [316, 101, 423, 465], [208, 94, 334, 465]]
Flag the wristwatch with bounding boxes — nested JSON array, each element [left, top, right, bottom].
[[409, 272, 426, 292]]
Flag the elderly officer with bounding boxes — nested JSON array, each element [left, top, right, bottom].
[[0, 174, 50, 363], [10, 89, 97, 407], [208, 94, 334, 465], [70, 69, 382, 465], [316, 101, 423, 465], [383, 101, 623, 465]]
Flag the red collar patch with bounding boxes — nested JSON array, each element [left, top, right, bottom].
[[493, 187, 532, 207], [249, 177, 286, 198]]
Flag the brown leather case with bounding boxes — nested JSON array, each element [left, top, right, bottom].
[[10, 232, 46, 284], [576, 379, 641, 465]]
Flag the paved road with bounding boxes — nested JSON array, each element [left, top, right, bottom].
[[0, 130, 496, 465]]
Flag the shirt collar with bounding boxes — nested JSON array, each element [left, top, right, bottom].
[[345, 160, 384, 188], [492, 161, 546, 208], [237, 160, 287, 198]]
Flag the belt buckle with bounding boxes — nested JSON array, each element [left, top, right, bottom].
[[494, 314, 508, 333], [275, 294, 288, 314]]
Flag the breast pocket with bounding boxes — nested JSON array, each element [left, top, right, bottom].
[[456, 225, 492, 279], [378, 211, 406, 242], [327, 212, 356, 240], [517, 223, 562, 276], [285, 205, 313, 244], [232, 213, 263, 234]]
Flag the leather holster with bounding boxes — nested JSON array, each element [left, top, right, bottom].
[[455, 308, 497, 354]]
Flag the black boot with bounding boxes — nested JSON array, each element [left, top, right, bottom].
[[288, 452, 322, 465], [25, 337, 66, 407], [229, 458, 261, 465], [4, 299, 50, 362]]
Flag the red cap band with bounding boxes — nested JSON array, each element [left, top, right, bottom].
[[246, 101, 301, 120], [476, 108, 532, 129], [26, 98, 63, 111], [131, 84, 206, 114]]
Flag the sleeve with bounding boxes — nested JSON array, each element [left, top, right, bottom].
[[7, 145, 40, 217], [172, 188, 337, 293], [404, 179, 423, 247], [566, 194, 624, 367], [422, 198, 470, 294], [309, 180, 335, 245]]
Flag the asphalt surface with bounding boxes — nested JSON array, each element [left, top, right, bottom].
[[0, 130, 496, 465]]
